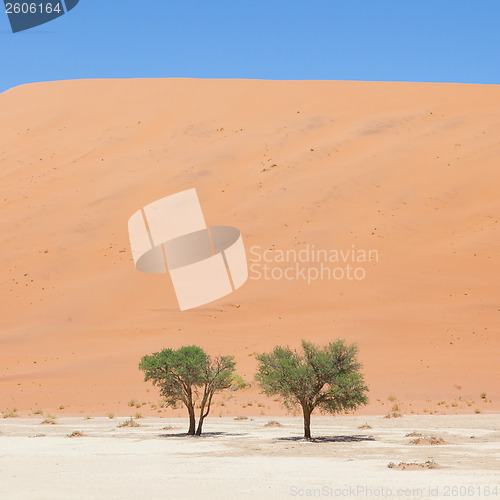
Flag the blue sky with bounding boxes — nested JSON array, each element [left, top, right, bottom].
[[0, 1, 499, 93]]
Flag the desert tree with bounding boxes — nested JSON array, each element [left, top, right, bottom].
[[196, 354, 235, 435], [139, 346, 235, 435], [255, 339, 368, 439]]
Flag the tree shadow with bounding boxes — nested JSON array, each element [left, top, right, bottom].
[[159, 431, 248, 438], [276, 434, 375, 443]]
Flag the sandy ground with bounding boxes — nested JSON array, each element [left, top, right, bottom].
[[0, 415, 499, 499], [0, 78, 499, 417]]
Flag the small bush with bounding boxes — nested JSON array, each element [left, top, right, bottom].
[[480, 392, 487, 400], [230, 374, 248, 391], [387, 395, 397, 402], [384, 412, 402, 419], [234, 416, 248, 421], [409, 435, 446, 445], [67, 431, 85, 438], [41, 418, 56, 425], [117, 418, 140, 428], [474, 408, 481, 414], [108, 413, 115, 419], [2, 409, 19, 418], [405, 432, 423, 437], [387, 460, 440, 470], [265, 420, 283, 427], [33, 408, 44, 415]]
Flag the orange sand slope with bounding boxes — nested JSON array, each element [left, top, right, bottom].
[[0, 79, 499, 416]]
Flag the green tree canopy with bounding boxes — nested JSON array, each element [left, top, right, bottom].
[[139, 345, 235, 435], [255, 339, 369, 439]]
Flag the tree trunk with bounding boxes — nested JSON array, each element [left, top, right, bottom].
[[196, 389, 214, 436], [195, 416, 204, 436], [187, 404, 196, 435], [302, 405, 311, 440]]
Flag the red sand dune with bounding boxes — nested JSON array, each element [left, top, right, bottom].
[[0, 79, 499, 417]]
